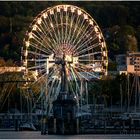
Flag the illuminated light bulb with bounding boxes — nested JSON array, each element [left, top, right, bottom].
[[37, 18, 42, 24], [57, 7, 60, 12], [28, 32, 33, 39], [64, 6, 67, 11], [32, 25, 37, 31], [98, 34, 102, 39], [94, 26, 99, 32], [84, 14, 88, 20], [50, 10, 54, 15], [103, 51, 107, 57], [73, 57, 78, 64], [35, 70, 38, 76], [43, 13, 47, 18], [71, 7, 75, 13], [89, 19, 93, 25], [101, 42, 105, 48], [65, 55, 71, 62], [24, 50, 28, 56], [23, 60, 27, 66], [25, 41, 30, 47], [37, 26, 42, 32], [50, 23, 53, 28], [78, 9, 82, 15], [104, 60, 108, 65]]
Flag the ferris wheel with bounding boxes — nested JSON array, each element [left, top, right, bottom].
[[22, 5, 108, 114]]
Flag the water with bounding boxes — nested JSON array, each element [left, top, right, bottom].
[[0, 131, 140, 139]]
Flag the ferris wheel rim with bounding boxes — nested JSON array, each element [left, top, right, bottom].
[[21, 4, 108, 115], [22, 4, 108, 84]]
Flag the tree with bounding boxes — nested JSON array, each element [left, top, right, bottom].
[[127, 35, 138, 52], [0, 58, 6, 66], [136, 26, 140, 51]]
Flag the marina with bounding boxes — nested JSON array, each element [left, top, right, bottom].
[[0, 2, 140, 138]]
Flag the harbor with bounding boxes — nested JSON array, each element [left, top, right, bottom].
[[0, 1, 140, 138]]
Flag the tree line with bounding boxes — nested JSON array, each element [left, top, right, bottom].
[[0, 1, 139, 112], [0, 1, 139, 65]]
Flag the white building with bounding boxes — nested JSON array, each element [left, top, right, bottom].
[[116, 52, 140, 75], [127, 52, 140, 75]]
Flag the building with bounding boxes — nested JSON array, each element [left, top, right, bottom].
[[115, 52, 140, 75], [127, 52, 140, 75]]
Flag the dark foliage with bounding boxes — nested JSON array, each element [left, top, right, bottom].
[[0, 1, 139, 63]]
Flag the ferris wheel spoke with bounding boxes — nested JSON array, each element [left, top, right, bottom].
[[69, 74, 80, 99], [71, 21, 91, 52], [64, 10, 68, 44], [74, 32, 98, 53], [36, 25, 57, 52], [41, 17, 58, 46], [48, 77, 56, 97], [32, 26, 57, 54], [27, 41, 49, 55], [30, 36, 54, 55], [66, 14, 78, 45], [27, 58, 47, 62], [78, 59, 103, 62], [77, 51, 102, 58], [60, 10, 64, 44], [51, 80, 60, 99], [78, 63, 101, 79], [64, 8, 71, 44], [0, 83, 15, 111], [70, 70, 80, 93], [48, 69, 60, 80], [70, 67, 79, 81], [31, 24, 52, 45], [74, 68, 89, 81], [27, 50, 49, 58], [37, 29, 58, 57], [66, 11, 75, 45], [37, 68, 47, 75], [73, 28, 97, 53], [75, 42, 101, 56], [30, 34, 54, 54], [54, 11, 61, 45], [47, 14, 60, 44], [75, 65, 100, 80], [47, 80, 61, 115], [67, 77, 76, 97], [71, 17, 88, 47], [47, 80, 61, 110], [31, 71, 48, 85], [68, 13, 82, 46], [78, 63, 94, 70], [32, 65, 58, 87], [28, 63, 46, 70], [53, 79, 61, 99], [71, 13, 83, 42]]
